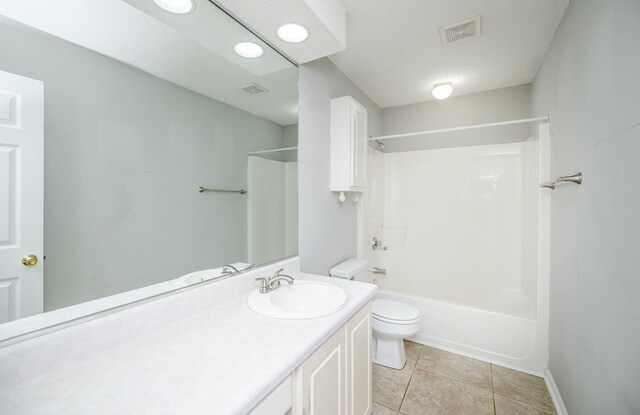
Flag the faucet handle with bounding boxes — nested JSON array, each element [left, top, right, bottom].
[[273, 268, 285, 277]]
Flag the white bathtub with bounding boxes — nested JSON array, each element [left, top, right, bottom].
[[376, 289, 548, 376]]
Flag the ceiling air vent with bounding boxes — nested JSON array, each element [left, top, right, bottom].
[[241, 83, 269, 95], [440, 16, 482, 45]]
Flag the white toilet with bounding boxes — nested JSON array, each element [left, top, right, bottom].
[[371, 299, 420, 369], [329, 259, 421, 369], [328, 258, 369, 282]]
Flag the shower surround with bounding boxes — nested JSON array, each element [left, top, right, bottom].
[[361, 125, 550, 374]]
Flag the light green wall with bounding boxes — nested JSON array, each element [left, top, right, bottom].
[[298, 58, 381, 275], [381, 84, 532, 151], [531, 0, 640, 413], [0, 18, 287, 310]]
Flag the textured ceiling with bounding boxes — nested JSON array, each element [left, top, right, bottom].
[[329, 0, 569, 108], [0, 0, 298, 125]]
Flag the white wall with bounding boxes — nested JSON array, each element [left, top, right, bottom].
[[298, 58, 381, 275], [247, 157, 297, 264], [521, 137, 540, 306], [0, 19, 286, 311], [380, 84, 532, 152], [531, 0, 640, 413]]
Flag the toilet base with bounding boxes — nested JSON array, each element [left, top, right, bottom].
[[373, 338, 407, 369]]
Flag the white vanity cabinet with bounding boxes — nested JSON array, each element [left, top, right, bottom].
[[292, 302, 372, 415], [330, 96, 368, 193], [345, 303, 373, 415], [295, 319, 347, 414]]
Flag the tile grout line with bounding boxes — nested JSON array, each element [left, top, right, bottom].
[[491, 363, 556, 414], [375, 402, 400, 413], [373, 387, 404, 414], [490, 363, 496, 415], [397, 344, 422, 413], [397, 362, 415, 412]]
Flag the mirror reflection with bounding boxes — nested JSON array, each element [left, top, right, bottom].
[[0, 0, 298, 338]]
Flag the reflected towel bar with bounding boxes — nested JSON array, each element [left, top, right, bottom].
[[248, 146, 298, 155], [198, 187, 247, 194], [540, 172, 582, 190]]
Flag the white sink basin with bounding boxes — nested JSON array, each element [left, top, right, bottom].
[[248, 280, 348, 319]]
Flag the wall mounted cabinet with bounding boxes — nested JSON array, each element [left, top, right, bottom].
[[330, 96, 368, 193]]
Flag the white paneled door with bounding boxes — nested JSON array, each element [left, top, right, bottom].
[[0, 70, 44, 324]]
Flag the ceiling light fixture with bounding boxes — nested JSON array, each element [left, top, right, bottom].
[[277, 23, 309, 43], [432, 82, 453, 99], [153, 0, 193, 14], [234, 42, 264, 58]]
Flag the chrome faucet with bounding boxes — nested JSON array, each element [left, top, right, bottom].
[[255, 268, 294, 294], [221, 264, 240, 276], [220, 263, 255, 276]]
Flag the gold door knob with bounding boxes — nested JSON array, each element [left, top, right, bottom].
[[22, 254, 38, 266]]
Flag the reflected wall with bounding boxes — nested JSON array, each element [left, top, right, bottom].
[[0, 17, 296, 313]]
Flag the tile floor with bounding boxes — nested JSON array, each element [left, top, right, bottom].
[[373, 341, 556, 415]]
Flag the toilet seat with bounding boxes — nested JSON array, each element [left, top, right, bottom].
[[372, 299, 420, 325], [373, 314, 420, 325]]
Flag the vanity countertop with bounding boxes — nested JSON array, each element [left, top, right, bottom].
[[0, 272, 377, 415]]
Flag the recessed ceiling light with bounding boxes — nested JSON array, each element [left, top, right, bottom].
[[432, 82, 453, 99], [277, 23, 309, 43], [234, 42, 264, 58], [153, 0, 193, 14]]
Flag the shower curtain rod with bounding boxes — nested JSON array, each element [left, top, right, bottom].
[[368, 116, 549, 142], [248, 146, 298, 155]]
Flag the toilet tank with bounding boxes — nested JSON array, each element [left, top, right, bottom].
[[329, 259, 368, 282]]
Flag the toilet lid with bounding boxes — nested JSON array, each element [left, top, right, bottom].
[[372, 299, 420, 322]]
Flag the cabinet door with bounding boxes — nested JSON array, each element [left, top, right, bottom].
[[296, 327, 347, 415], [351, 103, 367, 189], [347, 304, 372, 415]]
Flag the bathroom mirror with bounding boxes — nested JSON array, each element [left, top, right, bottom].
[[0, 0, 298, 341]]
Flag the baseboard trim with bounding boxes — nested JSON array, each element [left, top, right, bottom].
[[544, 368, 568, 415]]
